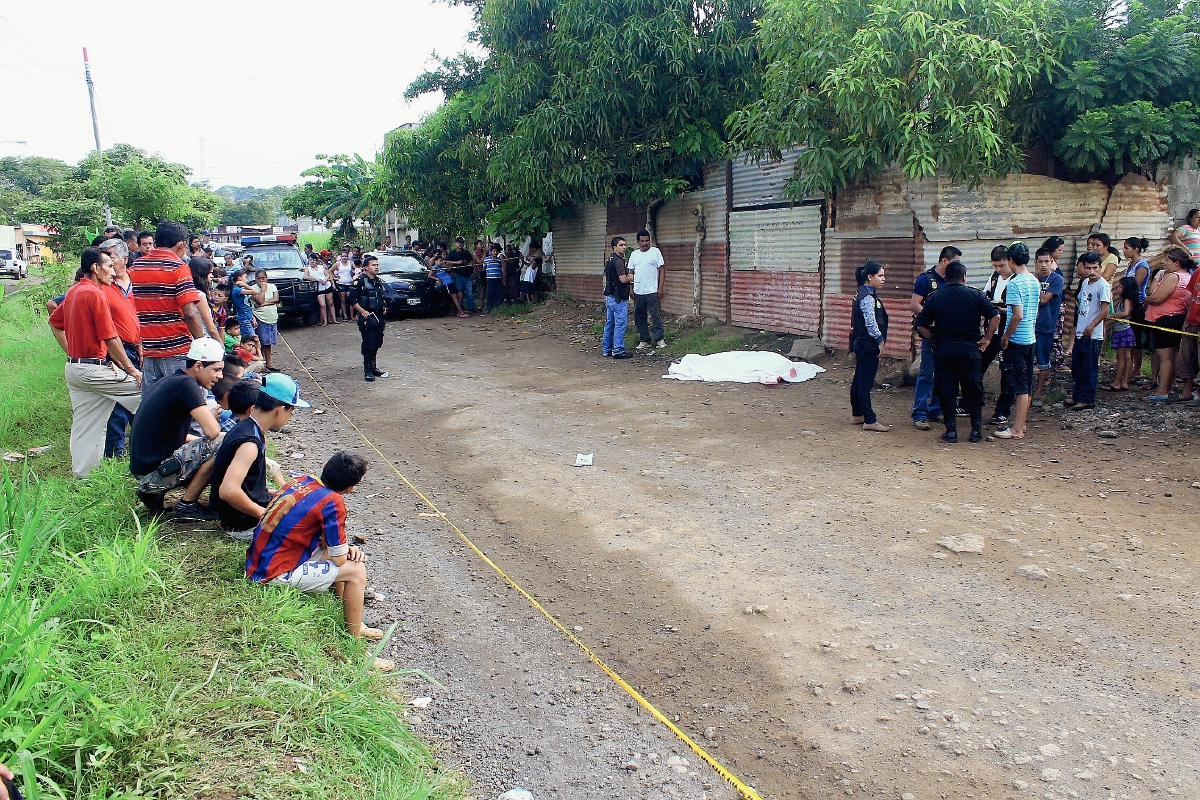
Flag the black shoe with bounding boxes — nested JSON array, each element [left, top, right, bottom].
[[941, 429, 958, 443], [987, 414, 1008, 426], [174, 500, 219, 522], [612, 352, 632, 360], [365, 371, 375, 382], [137, 490, 165, 514], [969, 427, 983, 443], [372, 368, 389, 377]]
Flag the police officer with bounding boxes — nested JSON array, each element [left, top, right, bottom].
[[909, 245, 961, 429], [349, 254, 389, 382], [914, 260, 1000, 444]]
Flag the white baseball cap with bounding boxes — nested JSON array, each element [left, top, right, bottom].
[[186, 337, 226, 363]]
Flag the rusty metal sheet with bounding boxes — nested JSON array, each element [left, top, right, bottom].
[[920, 238, 1081, 290], [908, 174, 1109, 241], [656, 187, 726, 244], [556, 273, 604, 302], [731, 148, 821, 209], [833, 166, 916, 236], [729, 271, 821, 335], [822, 293, 912, 359], [607, 200, 645, 236], [1100, 172, 1172, 254], [552, 204, 608, 276], [728, 206, 823, 273], [656, 241, 727, 320], [832, 234, 919, 299]]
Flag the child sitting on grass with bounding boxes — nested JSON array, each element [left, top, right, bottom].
[[245, 450, 382, 640]]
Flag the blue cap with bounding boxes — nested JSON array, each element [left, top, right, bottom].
[[260, 372, 311, 408]]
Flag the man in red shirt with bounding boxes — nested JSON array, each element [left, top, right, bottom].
[[128, 221, 206, 397], [98, 237, 142, 457], [48, 247, 143, 478], [1175, 268, 1200, 401]]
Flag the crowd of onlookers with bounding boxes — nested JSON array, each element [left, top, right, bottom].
[[44, 220, 386, 645], [851, 226, 1200, 441]]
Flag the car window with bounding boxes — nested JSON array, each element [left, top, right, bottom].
[[0, 250, 12, 259], [376, 254, 427, 274], [246, 247, 304, 278]]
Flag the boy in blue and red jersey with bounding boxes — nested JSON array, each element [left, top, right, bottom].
[[245, 450, 381, 640]]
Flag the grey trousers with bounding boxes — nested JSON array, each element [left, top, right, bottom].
[[65, 361, 142, 478]]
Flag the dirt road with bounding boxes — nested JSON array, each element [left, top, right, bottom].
[[274, 306, 1199, 800]]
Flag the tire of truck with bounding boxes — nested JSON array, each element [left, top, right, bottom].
[[303, 310, 321, 326]]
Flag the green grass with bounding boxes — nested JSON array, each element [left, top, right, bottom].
[[664, 326, 754, 356], [0, 295, 461, 800], [297, 233, 333, 253], [488, 302, 535, 318]]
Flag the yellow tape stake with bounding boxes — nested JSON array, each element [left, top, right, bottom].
[[277, 334, 765, 800]]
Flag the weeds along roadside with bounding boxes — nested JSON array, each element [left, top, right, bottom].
[[0, 294, 463, 800]]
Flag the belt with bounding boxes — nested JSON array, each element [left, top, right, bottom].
[[67, 357, 110, 365]]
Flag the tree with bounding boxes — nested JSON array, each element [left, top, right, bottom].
[[0, 155, 72, 224], [727, 0, 1058, 198], [282, 155, 386, 239], [220, 199, 275, 226], [398, 0, 760, 236]]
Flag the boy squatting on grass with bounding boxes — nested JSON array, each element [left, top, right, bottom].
[[245, 450, 382, 640]]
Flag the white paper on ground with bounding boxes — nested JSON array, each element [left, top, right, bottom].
[[574, 453, 594, 466], [663, 351, 826, 384]]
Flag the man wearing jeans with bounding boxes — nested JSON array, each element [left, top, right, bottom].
[[909, 246, 959, 429], [128, 221, 206, 395], [445, 236, 476, 313], [628, 229, 666, 350], [602, 236, 633, 359]]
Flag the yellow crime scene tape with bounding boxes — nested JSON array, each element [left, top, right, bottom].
[[1121, 317, 1200, 338], [277, 334, 765, 800]]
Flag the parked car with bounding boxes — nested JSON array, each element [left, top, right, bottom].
[[0, 248, 27, 280], [371, 251, 447, 316], [240, 235, 319, 324]]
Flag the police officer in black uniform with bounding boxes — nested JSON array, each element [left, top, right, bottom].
[[349, 254, 389, 382], [914, 260, 1000, 444]]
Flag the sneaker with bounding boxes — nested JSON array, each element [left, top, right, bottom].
[[612, 352, 632, 360], [862, 422, 891, 432], [137, 490, 165, 514], [636, 342, 651, 351], [955, 406, 969, 417], [174, 500, 219, 522], [994, 427, 1016, 439], [602, 351, 612, 357], [913, 419, 931, 431], [969, 428, 983, 443], [656, 339, 667, 348], [373, 369, 390, 378], [987, 414, 1008, 426], [941, 430, 958, 443], [365, 372, 375, 382]]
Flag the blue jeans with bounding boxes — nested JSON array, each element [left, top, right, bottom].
[[453, 274, 476, 312], [911, 338, 943, 421], [142, 354, 187, 398], [603, 296, 629, 355], [1071, 336, 1100, 405], [105, 343, 140, 457], [485, 278, 504, 312]]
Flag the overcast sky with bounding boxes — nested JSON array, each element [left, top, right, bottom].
[[0, 0, 476, 188]]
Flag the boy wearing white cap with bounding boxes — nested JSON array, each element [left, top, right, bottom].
[[209, 373, 310, 541], [128, 337, 226, 519]]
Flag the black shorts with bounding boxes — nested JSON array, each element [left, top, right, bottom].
[[1148, 313, 1186, 349], [1001, 342, 1035, 396]]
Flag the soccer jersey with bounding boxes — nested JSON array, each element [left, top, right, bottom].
[[246, 476, 348, 583]]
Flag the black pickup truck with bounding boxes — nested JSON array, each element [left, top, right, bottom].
[[239, 235, 319, 325]]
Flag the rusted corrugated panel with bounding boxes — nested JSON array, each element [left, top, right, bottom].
[[556, 273, 604, 302], [822, 294, 911, 359], [659, 242, 728, 319], [1100, 173, 1172, 253], [908, 174, 1108, 241], [728, 206, 823, 273], [833, 166, 916, 237], [656, 187, 726, 245], [731, 148, 821, 209], [729, 271, 821, 334], [920, 238, 1080, 289], [607, 200, 645, 235], [552, 204, 608, 276], [834, 234, 919, 299]]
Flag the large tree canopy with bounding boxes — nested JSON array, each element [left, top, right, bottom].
[[727, 0, 1058, 197], [282, 155, 386, 239]]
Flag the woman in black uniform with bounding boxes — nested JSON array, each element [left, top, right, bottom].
[[850, 261, 891, 432]]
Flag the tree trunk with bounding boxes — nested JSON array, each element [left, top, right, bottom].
[[692, 202, 706, 316]]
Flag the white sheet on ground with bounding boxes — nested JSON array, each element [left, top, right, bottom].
[[663, 351, 825, 384]]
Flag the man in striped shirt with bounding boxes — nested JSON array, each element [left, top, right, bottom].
[[245, 450, 381, 640], [483, 242, 504, 313], [129, 221, 207, 397]]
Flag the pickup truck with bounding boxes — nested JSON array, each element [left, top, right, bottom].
[[239, 235, 319, 324], [0, 248, 28, 280]]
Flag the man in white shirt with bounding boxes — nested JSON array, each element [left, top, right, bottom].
[[627, 229, 667, 350]]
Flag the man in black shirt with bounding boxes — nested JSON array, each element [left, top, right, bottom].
[[129, 337, 225, 518], [210, 372, 309, 540], [444, 236, 476, 313], [602, 236, 633, 359], [915, 260, 1000, 443], [349, 254, 389, 381]]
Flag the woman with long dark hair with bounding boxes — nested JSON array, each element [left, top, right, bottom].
[[850, 261, 891, 432], [1143, 246, 1194, 400]]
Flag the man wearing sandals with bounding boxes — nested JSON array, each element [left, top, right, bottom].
[[246, 450, 382, 641]]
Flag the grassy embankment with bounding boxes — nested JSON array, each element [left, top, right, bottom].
[[0, 281, 461, 799]]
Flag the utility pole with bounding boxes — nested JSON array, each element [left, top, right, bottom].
[[82, 47, 112, 227]]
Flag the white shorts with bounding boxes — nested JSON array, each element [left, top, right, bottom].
[[269, 560, 341, 592]]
